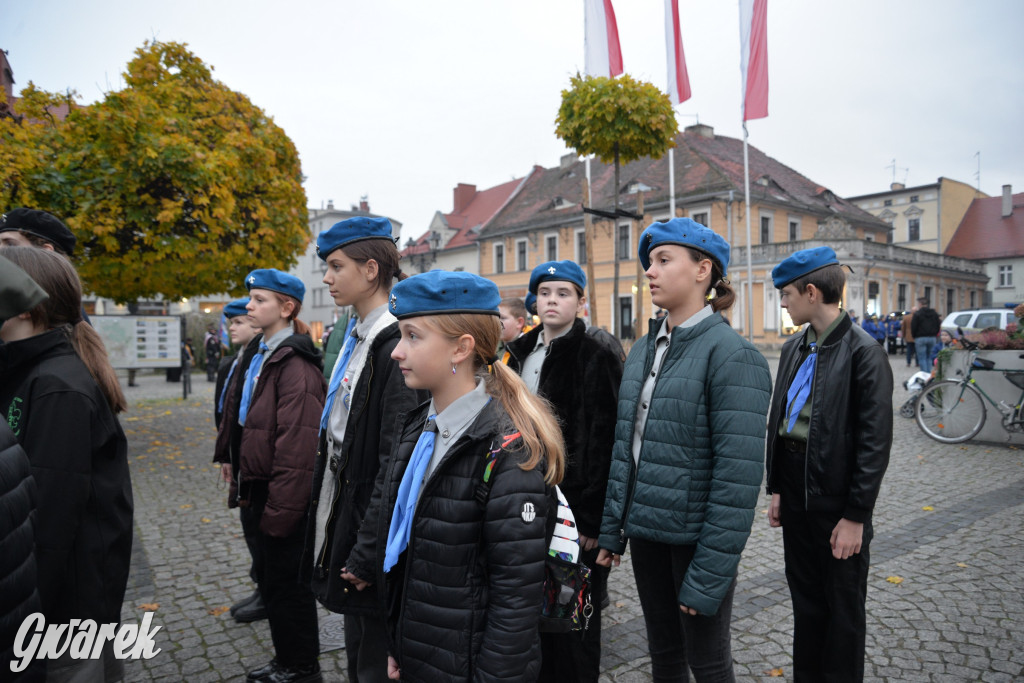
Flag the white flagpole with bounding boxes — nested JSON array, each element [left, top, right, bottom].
[[742, 121, 754, 342]]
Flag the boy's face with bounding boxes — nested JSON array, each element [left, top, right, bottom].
[[497, 305, 524, 342], [779, 283, 812, 326], [228, 315, 259, 346], [536, 281, 582, 333]]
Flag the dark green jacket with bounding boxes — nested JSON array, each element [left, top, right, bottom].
[[599, 313, 771, 615]]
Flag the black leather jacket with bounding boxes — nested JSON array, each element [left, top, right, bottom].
[[766, 313, 893, 522]]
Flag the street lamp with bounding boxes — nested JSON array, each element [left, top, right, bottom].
[[407, 230, 443, 273]]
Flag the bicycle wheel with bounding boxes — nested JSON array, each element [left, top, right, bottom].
[[915, 380, 986, 443]]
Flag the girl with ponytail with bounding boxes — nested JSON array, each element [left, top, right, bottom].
[[343, 270, 564, 682], [0, 246, 133, 681]]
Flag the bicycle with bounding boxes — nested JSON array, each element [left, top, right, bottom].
[[914, 335, 1024, 443]]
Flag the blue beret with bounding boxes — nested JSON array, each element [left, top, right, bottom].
[[638, 218, 731, 276], [388, 270, 500, 319], [524, 292, 537, 315], [529, 260, 586, 295], [316, 216, 394, 260], [222, 297, 250, 318], [245, 268, 305, 303], [771, 246, 840, 288]]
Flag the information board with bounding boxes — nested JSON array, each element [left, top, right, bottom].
[[91, 315, 183, 369]]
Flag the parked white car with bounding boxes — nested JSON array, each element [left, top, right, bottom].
[[941, 308, 1015, 334]]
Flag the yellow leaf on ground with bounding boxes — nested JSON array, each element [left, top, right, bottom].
[[201, 517, 211, 523], [922, 506, 934, 511], [956, 562, 968, 568], [764, 668, 785, 677], [180, 504, 193, 509], [208, 606, 230, 616], [138, 603, 159, 611], [886, 576, 903, 584]]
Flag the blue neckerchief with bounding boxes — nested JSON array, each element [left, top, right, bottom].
[[319, 317, 359, 431], [217, 356, 239, 414], [785, 342, 816, 432], [238, 342, 269, 426], [383, 416, 437, 572]]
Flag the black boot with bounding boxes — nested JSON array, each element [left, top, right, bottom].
[[246, 659, 279, 681], [234, 593, 268, 623], [230, 588, 261, 616], [265, 662, 322, 683]]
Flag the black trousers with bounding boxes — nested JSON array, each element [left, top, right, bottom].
[[781, 507, 872, 682], [239, 505, 264, 586], [538, 545, 609, 683], [248, 491, 320, 668], [344, 614, 391, 682]]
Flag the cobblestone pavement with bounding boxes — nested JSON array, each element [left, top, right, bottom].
[[115, 355, 1024, 682]]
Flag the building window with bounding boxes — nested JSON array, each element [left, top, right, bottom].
[[617, 224, 631, 261], [788, 219, 799, 241], [898, 284, 907, 311], [760, 215, 772, 244], [546, 234, 558, 262], [910, 195, 919, 203], [618, 296, 634, 339], [908, 218, 920, 241], [575, 229, 587, 265], [884, 199, 893, 207], [999, 264, 1013, 287], [946, 288, 955, 314], [886, 226, 894, 244], [691, 211, 709, 226], [865, 234, 874, 242], [924, 286, 932, 303], [494, 244, 504, 274], [970, 290, 977, 307], [516, 239, 528, 271]]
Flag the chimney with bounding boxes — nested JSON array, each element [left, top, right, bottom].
[[1003, 184, 1013, 218], [326, 199, 334, 210], [359, 195, 370, 213], [890, 182, 905, 191], [560, 153, 578, 169], [684, 123, 714, 138], [453, 183, 476, 213]]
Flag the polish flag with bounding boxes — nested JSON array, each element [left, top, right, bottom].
[[664, 0, 691, 105], [584, 0, 624, 77], [739, 0, 768, 120]]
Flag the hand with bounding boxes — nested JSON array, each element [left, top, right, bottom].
[[679, 604, 698, 616], [387, 655, 401, 680], [768, 493, 782, 528], [220, 463, 232, 483], [830, 518, 864, 560], [595, 548, 620, 568], [579, 534, 598, 552], [340, 569, 371, 591]]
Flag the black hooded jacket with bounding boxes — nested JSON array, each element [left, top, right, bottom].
[[0, 328, 133, 626]]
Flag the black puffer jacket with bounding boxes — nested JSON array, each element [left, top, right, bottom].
[[0, 329, 133, 626], [347, 399, 551, 683], [213, 335, 262, 507], [0, 422, 44, 681], [766, 313, 893, 521], [303, 321, 426, 616], [506, 318, 622, 538]]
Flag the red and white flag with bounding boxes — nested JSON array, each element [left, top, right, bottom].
[[664, 0, 691, 105], [739, 0, 768, 120], [584, 0, 623, 77]]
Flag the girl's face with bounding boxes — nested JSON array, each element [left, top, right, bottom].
[[645, 245, 709, 311], [228, 315, 259, 346], [392, 317, 460, 393], [322, 249, 377, 307], [536, 282, 582, 333], [246, 288, 290, 333]]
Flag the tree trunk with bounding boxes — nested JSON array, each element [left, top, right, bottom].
[[613, 143, 620, 338]]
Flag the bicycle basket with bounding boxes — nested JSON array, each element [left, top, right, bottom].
[[1003, 372, 1024, 390]]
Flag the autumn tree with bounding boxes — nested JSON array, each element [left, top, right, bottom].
[[555, 73, 677, 337], [2, 41, 308, 303]]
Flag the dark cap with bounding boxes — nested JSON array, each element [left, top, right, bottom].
[[0, 252, 48, 322], [0, 208, 76, 256]]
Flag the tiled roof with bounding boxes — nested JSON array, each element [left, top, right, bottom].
[[945, 192, 1024, 260], [404, 176, 528, 255], [481, 126, 890, 236]]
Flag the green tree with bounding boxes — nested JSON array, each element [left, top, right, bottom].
[[2, 41, 308, 303], [555, 73, 677, 337]]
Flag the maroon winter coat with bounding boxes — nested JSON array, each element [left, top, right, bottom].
[[238, 332, 326, 538]]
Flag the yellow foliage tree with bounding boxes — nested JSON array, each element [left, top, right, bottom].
[[1, 41, 308, 303]]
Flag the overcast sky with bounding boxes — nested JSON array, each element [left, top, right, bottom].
[[3, 0, 1022, 243]]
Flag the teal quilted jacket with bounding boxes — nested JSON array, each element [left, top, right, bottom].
[[599, 313, 771, 615]]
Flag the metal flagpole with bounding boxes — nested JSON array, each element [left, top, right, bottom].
[[742, 121, 754, 342], [668, 147, 675, 218]]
